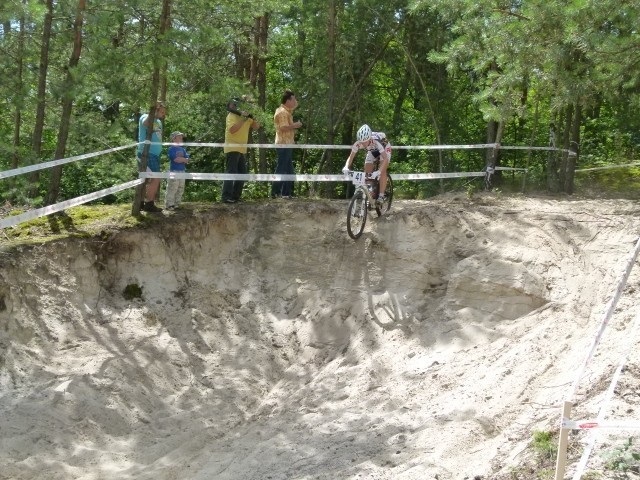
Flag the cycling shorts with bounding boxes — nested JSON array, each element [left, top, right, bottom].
[[137, 153, 161, 172]]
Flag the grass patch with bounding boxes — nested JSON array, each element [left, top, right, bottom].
[[601, 437, 640, 474], [532, 430, 558, 462], [0, 203, 156, 246], [574, 168, 640, 199]]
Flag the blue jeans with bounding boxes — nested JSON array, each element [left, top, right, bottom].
[[222, 151, 247, 201], [271, 147, 294, 197]]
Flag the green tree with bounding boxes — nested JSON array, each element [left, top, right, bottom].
[[46, 0, 87, 205]]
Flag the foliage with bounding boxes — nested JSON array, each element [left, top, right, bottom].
[[601, 437, 640, 473], [531, 430, 558, 465], [1, 0, 640, 207]]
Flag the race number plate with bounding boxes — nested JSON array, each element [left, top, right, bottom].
[[351, 171, 366, 185]]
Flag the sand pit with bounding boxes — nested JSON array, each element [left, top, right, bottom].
[[1, 194, 640, 479]]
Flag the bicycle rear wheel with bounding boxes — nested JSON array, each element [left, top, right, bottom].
[[375, 173, 393, 216], [347, 188, 368, 240]]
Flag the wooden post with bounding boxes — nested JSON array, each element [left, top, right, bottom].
[[555, 400, 573, 480]]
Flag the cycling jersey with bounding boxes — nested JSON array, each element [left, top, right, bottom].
[[351, 132, 392, 165]]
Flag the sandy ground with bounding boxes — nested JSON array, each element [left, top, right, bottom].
[[1, 193, 640, 479]]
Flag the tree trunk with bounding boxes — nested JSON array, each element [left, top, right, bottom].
[[160, 65, 168, 104], [133, 0, 171, 214], [255, 14, 268, 174], [546, 110, 560, 192], [323, 0, 336, 197], [46, 0, 86, 206], [155, 11, 171, 204], [565, 103, 581, 194], [11, 9, 25, 171], [494, 121, 505, 158], [485, 120, 504, 189], [485, 119, 497, 166], [391, 61, 410, 165], [524, 97, 540, 193], [233, 43, 251, 79], [558, 104, 574, 193], [391, 58, 411, 138], [295, 2, 306, 76], [294, 2, 308, 187], [29, 0, 54, 197]]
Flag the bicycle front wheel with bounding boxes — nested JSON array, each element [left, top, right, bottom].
[[375, 173, 393, 216], [347, 188, 368, 240]]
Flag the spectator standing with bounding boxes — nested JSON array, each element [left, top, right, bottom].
[[137, 102, 166, 213], [271, 90, 302, 198], [222, 97, 260, 203], [166, 131, 189, 210]]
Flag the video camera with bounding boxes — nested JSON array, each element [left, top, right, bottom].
[[226, 96, 254, 119]]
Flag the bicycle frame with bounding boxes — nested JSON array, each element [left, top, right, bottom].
[[345, 168, 392, 240], [348, 169, 381, 206]]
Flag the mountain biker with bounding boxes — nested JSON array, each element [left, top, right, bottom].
[[342, 124, 392, 206]]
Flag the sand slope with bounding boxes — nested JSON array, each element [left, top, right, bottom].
[[1, 194, 640, 479]]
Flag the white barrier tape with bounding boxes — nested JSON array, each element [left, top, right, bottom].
[[563, 419, 640, 431], [0, 179, 143, 230], [576, 162, 640, 173], [498, 145, 551, 151], [140, 171, 487, 181], [393, 172, 486, 179], [0, 142, 569, 181], [568, 236, 640, 400], [499, 145, 577, 157], [394, 144, 497, 150], [175, 142, 563, 153], [142, 172, 346, 181], [172, 142, 500, 150], [164, 141, 571, 160], [562, 239, 640, 479], [174, 142, 572, 156], [495, 166, 528, 172], [0, 143, 138, 180], [499, 145, 572, 152]]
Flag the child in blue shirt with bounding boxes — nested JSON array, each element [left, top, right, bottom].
[[166, 131, 190, 209]]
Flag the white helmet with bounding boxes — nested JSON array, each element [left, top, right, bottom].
[[356, 124, 372, 143]]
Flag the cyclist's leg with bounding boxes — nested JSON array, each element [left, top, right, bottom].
[[377, 152, 391, 197], [378, 161, 388, 196]]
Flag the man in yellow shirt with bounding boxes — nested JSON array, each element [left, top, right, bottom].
[[271, 90, 302, 198], [222, 97, 260, 203]]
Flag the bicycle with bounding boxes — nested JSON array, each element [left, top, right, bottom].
[[345, 166, 393, 240]]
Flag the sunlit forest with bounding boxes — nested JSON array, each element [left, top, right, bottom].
[[2, 0, 640, 205]]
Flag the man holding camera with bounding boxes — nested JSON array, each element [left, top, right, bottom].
[[222, 97, 260, 204]]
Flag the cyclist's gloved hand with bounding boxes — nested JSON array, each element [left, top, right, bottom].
[[342, 166, 350, 175]]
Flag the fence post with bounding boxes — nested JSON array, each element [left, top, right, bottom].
[[555, 400, 573, 480]]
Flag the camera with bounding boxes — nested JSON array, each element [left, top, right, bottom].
[[226, 96, 254, 119]]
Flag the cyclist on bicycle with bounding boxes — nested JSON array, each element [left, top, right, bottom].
[[342, 124, 392, 206]]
